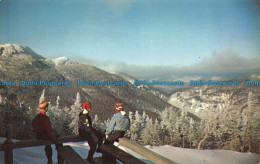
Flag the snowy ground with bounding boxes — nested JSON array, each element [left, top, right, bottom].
[[146, 145, 260, 164], [0, 140, 101, 164], [0, 137, 149, 164], [0, 137, 259, 164]]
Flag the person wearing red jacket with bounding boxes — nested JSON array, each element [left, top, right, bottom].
[[32, 101, 58, 164]]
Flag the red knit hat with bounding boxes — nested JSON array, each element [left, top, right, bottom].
[[83, 102, 92, 111], [115, 103, 123, 113], [39, 101, 49, 110]]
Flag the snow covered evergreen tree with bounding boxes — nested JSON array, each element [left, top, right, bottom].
[[0, 95, 3, 105], [56, 95, 60, 109], [39, 89, 45, 103], [93, 114, 99, 126], [27, 90, 46, 120], [130, 111, 142, 142], [179, 109, 189, 148], [197, 108, 217, 150], [160, 107, 179, 146], [62, 106, 72, 134], [124, 111, 134, 138], [69, 92, 82, 134], [188, 118, 197, 148], [140, 116, 153, 145], [141, 111, 147, 129], [152, 118, 161, 146], [241, 91, 260, 152]]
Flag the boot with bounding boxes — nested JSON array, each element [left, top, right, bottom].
[[87, 156, 95, 163], [47, 160, 53, 164], [96, 147, 102, 153]]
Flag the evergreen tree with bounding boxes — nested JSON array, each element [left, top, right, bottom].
[[140, 116, 153, 145], [130, 111, 142, 142], [141, 111, 147, 130], [241, 91, 260, 152], [197, 106, 220, 150], [179, 110, 189, 148], [188, 118, 197, 148], [0, 95, 3, 105], [75, 92, 81, 107], [59, 106, 72, 135], [160, 107, 178, 146], [69, 92, 82, 134], [27, 91, 46, 120], [93, 114, 99, 126], [39, 89, 45, 103], [124, 111, 133, 138], [152, 118, 161, 146], [56, 95, 60, 109], [174, 113, 182, 147]]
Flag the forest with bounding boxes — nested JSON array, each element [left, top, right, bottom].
[[1, 89, 259, 154]]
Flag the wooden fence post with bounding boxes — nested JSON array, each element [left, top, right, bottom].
[[102, 151, 116, 164], [4, 138, 13, 164], [4, 124, 13, 164], [57, 143, 64, 164], [101, 145, 116, 164]]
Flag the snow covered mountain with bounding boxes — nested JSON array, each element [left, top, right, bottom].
[[0, 44, 178, 139], [168, 77, 260, 117], [52, 57, 78, 66], [1, 44, 259, 154], [0, 44, 43, 59]]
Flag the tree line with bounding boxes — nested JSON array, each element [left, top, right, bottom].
[[0, 90, 259, 153]]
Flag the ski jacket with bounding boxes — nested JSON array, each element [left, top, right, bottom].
[[32, 110, 57, 142], [78, 111, 93, 136], [106, 111, 130, 135]]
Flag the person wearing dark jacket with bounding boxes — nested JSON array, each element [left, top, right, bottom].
[[78, 102, 103, 163], [104, 103, 130, 145], [32, 101, 58, 164]]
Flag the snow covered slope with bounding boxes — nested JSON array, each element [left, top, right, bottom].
[[146, 145, 260, 164], [1, 137, 259, 164]]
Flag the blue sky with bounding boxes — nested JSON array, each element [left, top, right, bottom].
[[0, 0, 260, 67]]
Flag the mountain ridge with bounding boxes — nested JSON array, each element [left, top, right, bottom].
[[0, 44, 44, 59], [0, 44, 182, 139]]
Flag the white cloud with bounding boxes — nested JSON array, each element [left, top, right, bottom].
[[76, 50, 260, 80], [188, 50, 260, 75]]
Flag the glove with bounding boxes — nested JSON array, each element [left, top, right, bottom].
[[106, 135, 108, 139]]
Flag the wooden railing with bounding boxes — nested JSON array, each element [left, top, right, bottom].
[[0, 135, 85, 164], [0, 126, 177, 164], [119, 138, 177, 164], [0, 136, 178, 164], [100, 144, 146, 164]]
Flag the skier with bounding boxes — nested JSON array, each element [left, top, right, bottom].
[[32, 101, 59, 164], [104, 103, 130, 145], [78, 102, 104, 163]]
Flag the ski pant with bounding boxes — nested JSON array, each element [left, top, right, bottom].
[[85, 133, 97, 160], [92, 128, 105, 150], [36, 132, 61, 163], [84, 128, 104, 159], [104, 131, 125, 145]]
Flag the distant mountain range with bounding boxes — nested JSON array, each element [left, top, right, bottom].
[[168, 76, 260, 118], [0, 44, 176, 122], [1, 44, 259, 140]]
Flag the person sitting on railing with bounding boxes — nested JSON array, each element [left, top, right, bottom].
[[78, 102, 104, 163], [104, 103, 130, 145], [32, 101, 58, 164]]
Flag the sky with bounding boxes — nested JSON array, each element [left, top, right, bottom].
[[0, 0, 260, 77]]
